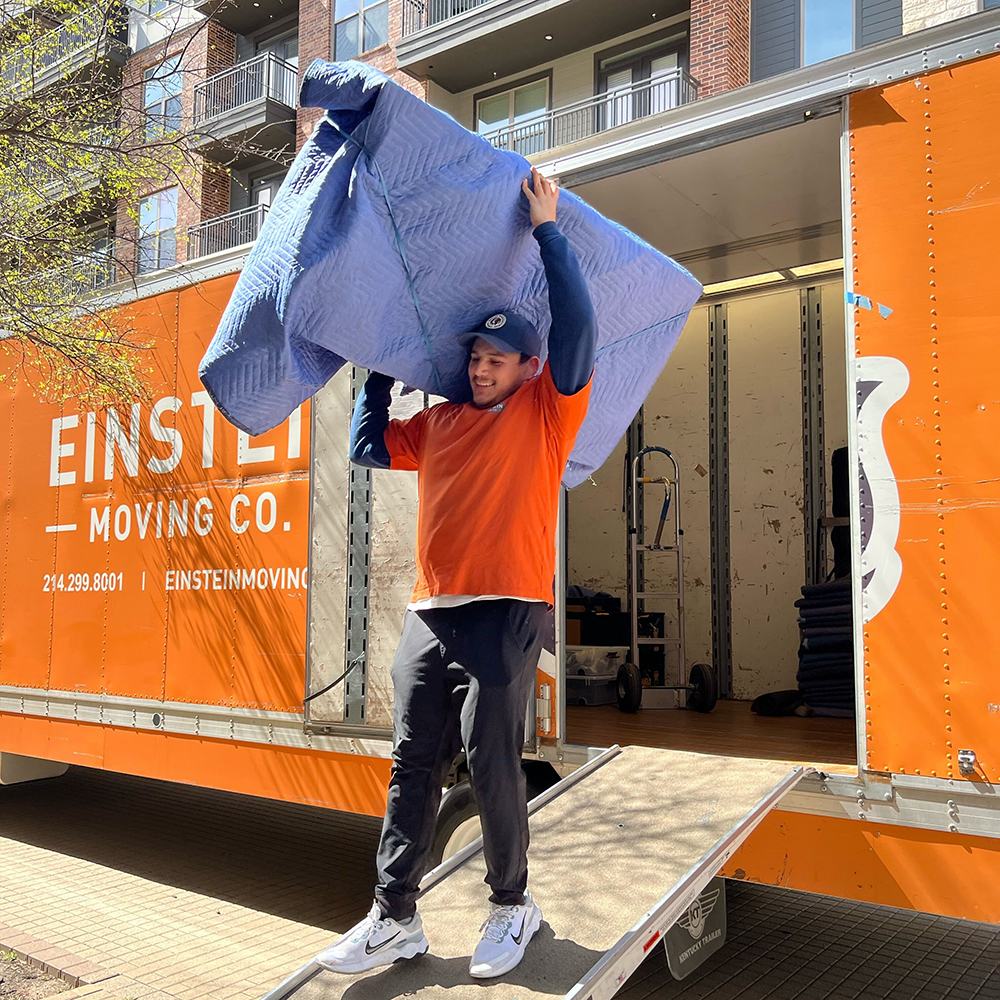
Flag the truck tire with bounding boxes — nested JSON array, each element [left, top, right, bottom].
[[429, 780, 480, 869], [687, 662, 718, 713], [429, 763, 559, 868], [616, 662, 642, 713]]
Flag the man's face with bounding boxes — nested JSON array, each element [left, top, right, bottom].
[[468, 337, 540, 409]]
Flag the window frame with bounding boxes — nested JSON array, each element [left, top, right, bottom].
[[137, 0, 172, 15], [137, 186, 178, 275], [255, 26, 299, 64], [142, 54, 183, 141], [472, 70, 552, 137], [332, 0, 389, 61], [594, 27, 689, 94], [593, 30, 689, 128], [800, 0, 855, 67]]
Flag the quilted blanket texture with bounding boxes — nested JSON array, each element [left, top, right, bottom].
[[198, 59, 703, 488]]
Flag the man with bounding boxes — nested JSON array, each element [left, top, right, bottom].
[[318, 167, 597, 979]]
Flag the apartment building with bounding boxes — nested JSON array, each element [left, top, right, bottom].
[[41, 0, 962, 280]]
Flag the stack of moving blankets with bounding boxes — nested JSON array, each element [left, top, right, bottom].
[[795, 578, 855, 718]]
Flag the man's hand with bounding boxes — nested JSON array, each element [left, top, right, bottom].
[[522, 167, 559, 228]]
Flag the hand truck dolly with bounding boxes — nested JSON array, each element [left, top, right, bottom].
[[617, 445, 718, 714]]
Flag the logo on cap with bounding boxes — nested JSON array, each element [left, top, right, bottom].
[[485, 314, 507, 330]]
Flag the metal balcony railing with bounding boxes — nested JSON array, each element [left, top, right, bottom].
[[23, 123, 118, 192], [480, 69, 699, 156], [0, 5, 126, 95], [37, 255, 117, 298], [187, 205, 269, 260], [192, 52, 298, 125], [401, 0, 493, 36]]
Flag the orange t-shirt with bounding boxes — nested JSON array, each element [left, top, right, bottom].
[[384, 362, 591, 605]]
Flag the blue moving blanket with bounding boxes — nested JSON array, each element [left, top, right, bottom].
[[199, 60, 703, 488]]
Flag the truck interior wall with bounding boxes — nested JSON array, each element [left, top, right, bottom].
[[727, 289, 806, 698], [568, 279, 847, 701], [567, 304, 713, 670], [365, 387, 425, 728], [821, 280, 849, 545], [306, 367, 351, 723]]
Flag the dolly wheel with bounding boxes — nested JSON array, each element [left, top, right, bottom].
[[616, 662, 643, 713], [687, 662, 718, 713]]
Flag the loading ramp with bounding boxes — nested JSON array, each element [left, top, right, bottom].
[[263, 745, 811, 1000]]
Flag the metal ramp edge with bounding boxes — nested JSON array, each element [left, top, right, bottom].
[[565, 761, 809, 1000], [260, 746, 811, 1000]]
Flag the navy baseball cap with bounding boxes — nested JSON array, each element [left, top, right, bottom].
[[459, 311, 541, 358]]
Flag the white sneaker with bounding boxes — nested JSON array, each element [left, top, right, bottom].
[[469, 892, 542, 979], [316, 903, 428, 974]]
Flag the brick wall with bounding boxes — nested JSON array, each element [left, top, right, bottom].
[[902, 0, 978, 33], [689, 0, 750, 99], [296, 0, 426, 147], [175, 19, 237, 262], [116, 18, 237, 274], [120, 0, 428, 274]]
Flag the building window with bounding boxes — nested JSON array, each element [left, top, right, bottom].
[[598, 38, 688, 127], [476, 78, 548, 155], [138, 187, 178, 274], [257, 31, 299, 68], [802, 0, 853, 66], [140, 0, 171, 14], [333, 0, 389, 60], [143, 55, 182, 141]]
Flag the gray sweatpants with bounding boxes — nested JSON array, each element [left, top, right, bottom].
[[374, 599, 546, 921]]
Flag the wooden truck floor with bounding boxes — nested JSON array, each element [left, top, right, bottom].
[[566, 699, 857, 770]]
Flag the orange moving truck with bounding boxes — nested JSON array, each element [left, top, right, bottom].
[[2, 14, 1000, 926]]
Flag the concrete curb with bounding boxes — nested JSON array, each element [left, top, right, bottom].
[[0, 923, 119, 989]]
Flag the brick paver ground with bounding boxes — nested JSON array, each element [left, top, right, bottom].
[[2, 766, 998, 1000], [0, 767, 381, 1000], [618, 881, 1000, 1000]]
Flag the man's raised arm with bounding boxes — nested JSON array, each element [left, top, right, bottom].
[[523, 167, 597, 397], [349, 371, 394, 469]]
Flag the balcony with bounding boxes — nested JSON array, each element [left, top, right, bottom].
[[25, 124, 119, 205], [401, 0, 490, 33], [193, 0, 295, 37], [396, 0, 690, 93], [191, 52, 297, 169], [187, 205, 268, 260], [1, 5, 128, 97], [482, 70, 698, 157]]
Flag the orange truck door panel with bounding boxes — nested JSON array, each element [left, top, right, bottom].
[[851, 55, 1000, 781]]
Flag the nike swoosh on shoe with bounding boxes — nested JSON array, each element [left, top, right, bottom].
[[365, 930, 401, 955], [511, 917, 526, 946]]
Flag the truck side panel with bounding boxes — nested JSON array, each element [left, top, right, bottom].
[[0, 711, 390, 817], [851, 54, 1000, 782], [0, 276, 376, 807], [725, 808, 1000, 924]]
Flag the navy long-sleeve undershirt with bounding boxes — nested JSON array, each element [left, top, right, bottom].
[[349, 220, 597, 470]]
